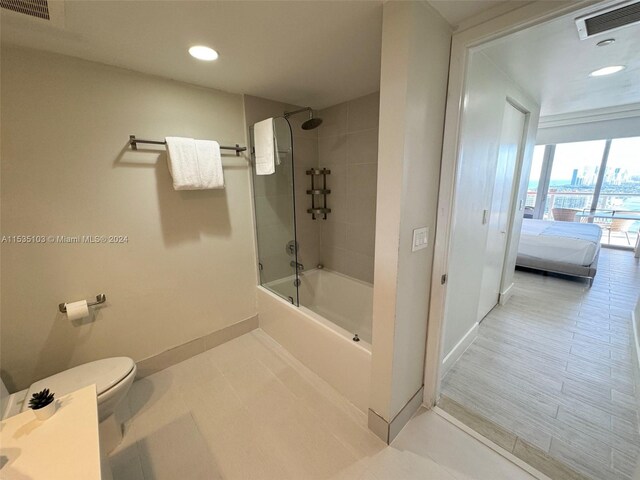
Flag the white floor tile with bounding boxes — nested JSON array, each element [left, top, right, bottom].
[[111, 330, 536, 480]]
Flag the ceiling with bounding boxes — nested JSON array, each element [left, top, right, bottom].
[[480, 5, 640, 117], [429, 0, 515, 27], [5, 0, 612, 114], [0, 1, 385, 109]]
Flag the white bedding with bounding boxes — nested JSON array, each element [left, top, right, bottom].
[[518, 219, 602, 266]]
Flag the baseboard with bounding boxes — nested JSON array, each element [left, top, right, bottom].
[[136, 315, 259, 378], [441, 322, 478, 376], [499, 282, 514, 305], [368, 386, 424, 444]]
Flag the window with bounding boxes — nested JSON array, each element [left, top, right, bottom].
[[526, 136, 640, 248], [545, 140, 606, 219], [525, 145, 545, 209]]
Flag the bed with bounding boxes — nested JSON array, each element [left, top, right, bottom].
[[516, 219, 602, 285]]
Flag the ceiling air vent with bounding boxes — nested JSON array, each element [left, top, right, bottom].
[[0, 0, 49, 20], [576, 1, 640, 39]]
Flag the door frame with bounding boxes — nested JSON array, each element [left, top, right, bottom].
[[422, 0, 608, 407], [477, 99, 528, 320], [498, 98, 531, 306]]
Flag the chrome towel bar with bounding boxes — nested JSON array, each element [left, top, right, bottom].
[[129, 135, 247, 156]]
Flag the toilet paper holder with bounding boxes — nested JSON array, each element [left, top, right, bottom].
[[59, 294, 107, 313]]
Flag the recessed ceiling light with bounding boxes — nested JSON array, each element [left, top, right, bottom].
[[589, 65, 625, 77], [188, 46, 219, 61], [596, 38, 615, 47]]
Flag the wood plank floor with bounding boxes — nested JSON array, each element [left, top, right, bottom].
[[441, 247, 640, 480]]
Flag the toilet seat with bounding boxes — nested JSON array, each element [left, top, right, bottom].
[[22, 357, 135, 411]]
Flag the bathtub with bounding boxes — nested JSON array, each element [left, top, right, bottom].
[[258, 268, 372, 412]]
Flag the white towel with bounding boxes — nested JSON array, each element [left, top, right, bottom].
[[254, 118, 276, 175], [165, 137, 224, 190]]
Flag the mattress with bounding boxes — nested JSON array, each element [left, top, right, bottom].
[[518, 219, 602, 266]]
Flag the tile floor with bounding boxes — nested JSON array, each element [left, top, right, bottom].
[[110, 329, 535, 480], [441, 248, 640, 480]]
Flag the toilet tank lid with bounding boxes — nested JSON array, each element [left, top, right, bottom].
[[24, 357, 135, 405]]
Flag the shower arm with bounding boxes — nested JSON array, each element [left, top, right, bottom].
[[283, 107, 312, 118]]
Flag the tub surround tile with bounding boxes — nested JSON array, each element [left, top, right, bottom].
[[347, 92, 380, 132], [347, 128, 379, 165], [321, 221, 348, 250], [318, 134, 348, 165], [345, 222, 376, 257], [347, 163, 378, 198], [318, 103, 348, 138], [318, 93, 379, 284]]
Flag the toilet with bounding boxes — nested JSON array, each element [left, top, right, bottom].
[[17, 357, 137, 453]]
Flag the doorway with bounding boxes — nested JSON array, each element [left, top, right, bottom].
[[430, 2, 640, 479], [477, 101, 527, 320]]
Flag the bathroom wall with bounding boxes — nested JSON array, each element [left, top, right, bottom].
[[1, 46, 257, 391], [369, 1, 451, 438], [243, 95, 321, 284], [317, 93, 379, 283]]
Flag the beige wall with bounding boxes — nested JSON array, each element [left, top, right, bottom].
[[318, 93, 379, 284], [243, 95, 320, 292], [369, 1, 451, 429], [1, 47, 257, 391]]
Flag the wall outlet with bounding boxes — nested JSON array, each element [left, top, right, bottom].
[[412, 227, 429, 252]]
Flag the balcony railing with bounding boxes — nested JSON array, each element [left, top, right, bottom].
[[525, 190, 640, 248]]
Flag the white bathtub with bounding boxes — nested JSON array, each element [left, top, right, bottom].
[[258, 269, 373, 412]]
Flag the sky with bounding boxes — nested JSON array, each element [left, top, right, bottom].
[[529, 137, 640, 186]]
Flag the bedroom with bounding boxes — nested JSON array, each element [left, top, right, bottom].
[[434, 3, 640, 479]]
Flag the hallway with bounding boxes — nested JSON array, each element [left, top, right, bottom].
[[441, 248, 640, 479]]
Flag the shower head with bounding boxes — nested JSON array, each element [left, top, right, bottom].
[[301, 116, 323, 130], [284, 107, 323, 130]]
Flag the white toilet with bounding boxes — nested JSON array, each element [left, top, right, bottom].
[[13, 357, 137, 453]]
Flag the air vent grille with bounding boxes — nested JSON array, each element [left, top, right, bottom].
[[576, 1, 640, 39], [0, 0, 49, 20], [585, 2, 640, 35]]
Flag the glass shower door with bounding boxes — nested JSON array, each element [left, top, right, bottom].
[[250, 117, 299, 305]]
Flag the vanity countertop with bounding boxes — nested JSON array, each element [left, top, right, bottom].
[[0, 384, 103, 480]]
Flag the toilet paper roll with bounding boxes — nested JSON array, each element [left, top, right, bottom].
[[65, 300, 89, 321]]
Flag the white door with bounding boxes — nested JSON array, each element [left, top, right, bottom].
[[477, 101, 526, 320]]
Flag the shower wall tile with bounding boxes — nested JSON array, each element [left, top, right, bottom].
[[345, 223, 376, 257], [347, 92, 380, 132], [293, 167, 309, 198], [318, 103, 348, 138], [326, 194, 348, 224], [321, 221, 347, 249], [318, 92, 379, 284], [322, 246, 351, 275], [347, 129, 379, 165], [347, 195, 377, 228], [292, 131, 321, 271], [318, 134, 348, 165], [327, 163, 347, 197], [347, 164, 378, 198], [293, 136, 319, 169], [346, 251, 375, 284]]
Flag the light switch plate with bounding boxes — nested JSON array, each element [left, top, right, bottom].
[[412, 227, 429, 252]]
